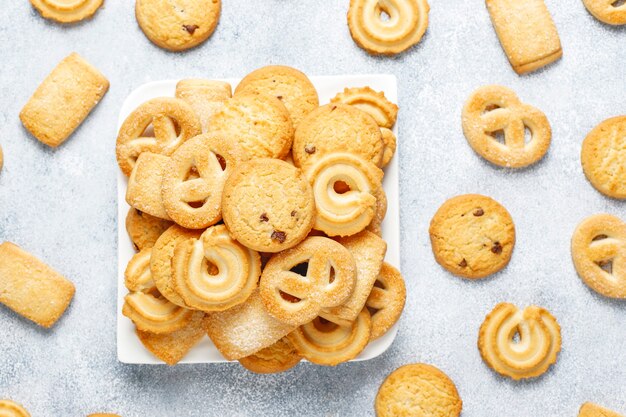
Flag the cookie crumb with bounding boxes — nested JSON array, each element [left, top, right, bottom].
[[183, 24, 199, 35], [473, 208, 484, 216], [260, 213, 269, 222], [491, 241, 503, 254], [271, 230, 287, 243]]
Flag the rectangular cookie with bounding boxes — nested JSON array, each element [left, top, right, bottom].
[[0, 242, 75, 328], [175, 79, 232, 132], [486, 0, 562, 74], [20, 52, 109, 147], [126, 152, 171, 220]]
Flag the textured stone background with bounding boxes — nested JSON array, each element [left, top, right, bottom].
[[0, 1, 624, 416]]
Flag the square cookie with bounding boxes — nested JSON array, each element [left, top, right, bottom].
[[126, 152, 171, 220]]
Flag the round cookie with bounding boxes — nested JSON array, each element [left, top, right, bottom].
[[293, 103, 383, 168], [379, 128, 397, 168], [366, 263, 406, 340], [375, 363, 462, 417], [30, 0, 103, 23], [581, 116, 626, 199], [238, 337, 302, 374], [222, 158, 315, 253], [126, 208, 173, 251], [331, 87, 398, 128], [583, 0, 626, 25], [429, 194, 515, 279], [0, 400, 30, 417], [135, 0, 221, 51], [234, 65, 319, 129], [208, 92, 294, 160]]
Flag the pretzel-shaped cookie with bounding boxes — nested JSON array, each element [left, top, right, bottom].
[[162, 133, 243, 229], [478, 303, 561, 380], [348, 0, 430, 55], [287, 309, 371, 366], [0, 400, 30, 417], [116, 97, 201, 176], [171, 225, 261, 312], [259, 236, 357, 326], [571, 214, 626, 298], [462, 85, 551, 168], [305, 153, 383, 237], [366, 263, 406, 340]]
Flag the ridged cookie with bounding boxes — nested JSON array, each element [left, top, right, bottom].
[[331, 87, 398, 128], [30, 0, 103, 23], [0, 400, 30, 417]]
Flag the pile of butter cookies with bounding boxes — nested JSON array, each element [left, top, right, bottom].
[[116, 65, 406, 371]]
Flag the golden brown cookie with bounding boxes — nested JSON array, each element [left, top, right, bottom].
[[208, 92, 294, 160], [375, 363, 463, 417], [260, 236, 357, 327], [429, 194, 515, 279], [571, 214, 626, 298], [234, 65, 319, 129], [20, 53, 109, 148], [116, 97, 201, 176], [0, 400, 30, 417], [123, 290, 196, 334], [222, 158, 315, 252], [581, 116, 626, 199], [287, 309, 371, 366], [583, 0, 626, 25], [87, 414, 122, 417], [478, 302, 561, 380], [462, 85, 551, 168], [175, 79, 232, 133], [125, 208, 173, 251], [125, 152, 171, 220], [348, 0, 430, 55], [366, 186, 388, 236], [366, 263, 406, 340], [161, 133, 243, 229], [0, 143, 4, 173], [379, 128, 397, 168], [30, 0, 103, 23], [124, 248, 156, 293], [135, 0, 221, 51], [238, 337, 302, 374], [0, 242, 75, 328], [579, 403, 625, 417], [293, 103, 384, 169], [331, 87, 398, 128]]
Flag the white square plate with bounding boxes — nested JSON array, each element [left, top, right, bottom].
[[117, 74, 400, 364]]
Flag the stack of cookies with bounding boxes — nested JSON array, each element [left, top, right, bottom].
[[116, 65, 406, 371]]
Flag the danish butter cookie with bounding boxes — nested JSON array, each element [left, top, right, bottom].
[[581, 116, 626, 199], [486, 0, 562, 74], [579, 403, 625, 417], [0, 242, 75, 328], [293, 103, 383, 168], [379, 128, 397, 168], [222, 158, 315, 252], [175, 79, 232, 132], [571, 214, 626, 298], [462, 85, 551, 168], [135, 0, 221, 51], [366, 186, 388, 236], [123, 290, 196, 334], [238, 337, 302, 374], [583, 0, 626, 25], [124, 248, 156, 293], [0, 144, 3, 173], [125, 152, 171, 220], [208, 92, 294, 160], [30, 0, 103, 23], [235, 65, 319, 129], [125, 208, 173, 251], [88, 415, 122, 417], [478, 302, 561, 380], [429, 194, 515, 279], [366, 263, 406, 340], [348, 0, 430, 55], [375, 363, 462, 417], [20, 53, 109, 147], [0, 400, 30, 417], [331, 87, 398, 128]]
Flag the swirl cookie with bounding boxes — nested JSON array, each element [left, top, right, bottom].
[[238, 337, 302, 374], [125, 152, 171, 220], [375, 363, 462, 417], [331, 87, 398, 129], [478, 302, 561, 380], [222, 158, 315, 252], [124, 248, 156, 293], [579, 403, 625, 417], [235, 65, 319, 129], [293, 104, 383, 169], [162, 133, 243, 229], [0, 400, 30, 417], [135, 0, 221, 51], [366, 263, 406, 340], [175, 79, 232, 132], [304, 153, 383, 237], [462, 85, 551, 168], [581, 116, 626, 199], [379, 128, 397, 168], [583, 0, 626, 25], [287, 309, 371, 366], [30, 0, 103, 23], [208, 92, 294, 160], [172, 225, 261, 312], [126, 209, 173, 251], [260, 236, 357, 327], [429, 194, 515, 279], [571, 214, 626, 298], [116, 97, 201, 176]]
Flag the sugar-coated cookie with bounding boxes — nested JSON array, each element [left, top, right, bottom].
[[125, 208, 173, 251], [429, 194, 515, 279], [375, 363, 462, 417], [366, 263, 406, 340], [238, 337, 301, 374], [579, 403, 625, 417], [293, 103, 383, 169], [379, 128, 397, 168], [583, 0, 626, 25], [0, 242, 75, 328], [571, 214, 626, 298], [478, 302, 561, 380], [348, 0, 430, 55], [581, 116, 626, 199], [175, 79, 232, 132], [235, 65, 319, 129], [486, 0, 562, 74], [462, 85, 551, 168], [331, 87, 398, 128], [0, 400, 31, 417], [20, 53, 109, 147], [135, 0, 221, 51], [222, 158, 315, 252], [125, 152, 171, 220], [30, 0, 103, 23], [366, 186, 388, 237]]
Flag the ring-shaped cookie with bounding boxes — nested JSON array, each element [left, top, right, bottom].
[[0, 400, 30, 417], [366, 263, 406, 340], [30, 0, 103, 23], [583, 0, 626, 25], [331, 87, 398, 128]]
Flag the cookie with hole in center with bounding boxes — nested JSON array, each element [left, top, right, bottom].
[[366, 263, 406, 340], [582, 0, 626, 25], [429, 194, 515, 279], [222, 158, 315, 253]]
